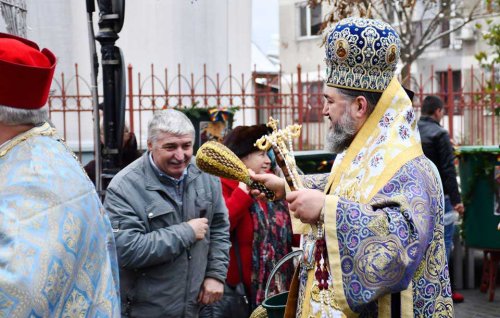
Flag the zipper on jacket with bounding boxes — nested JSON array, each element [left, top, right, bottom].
[[183, 247, 193, 317], [181, 168, 202, 317]]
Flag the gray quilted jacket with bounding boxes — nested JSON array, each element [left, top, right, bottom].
[[104, 152, 230, 318]]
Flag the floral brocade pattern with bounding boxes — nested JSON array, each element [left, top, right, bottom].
[[296, 78, 452, 317], [301, 173, 330, 191], [250, 199, 294, 308], [336, 156, 452, 317], [0, 126, 120, 317]]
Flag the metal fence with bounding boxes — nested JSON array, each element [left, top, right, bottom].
[[47, 63, 499, 160]]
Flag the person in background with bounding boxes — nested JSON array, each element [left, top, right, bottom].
[[0, 32, 120, 317], [218, 124, 297, 311], [84, 120, 142, 186], [104, 109, 230, 317], [418, 95, 465, 303]]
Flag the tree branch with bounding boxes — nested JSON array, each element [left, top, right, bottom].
[[414, 0, 482, 58]]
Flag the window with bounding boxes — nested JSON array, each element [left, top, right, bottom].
[[436, 70, 462, 115], [440, 0, 451, 48], [411, 21, 423, 47], [486, 0, 500, 12], [298, 2, 322, 38], [441, 19, 450, 48], [254, 75, 280, 124], [302, 81, 323, 122]]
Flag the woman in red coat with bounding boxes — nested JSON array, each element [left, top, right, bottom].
[[222, 124, 296, 309]]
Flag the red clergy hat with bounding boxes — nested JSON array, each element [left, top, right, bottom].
[[0, 32, 56, 109]]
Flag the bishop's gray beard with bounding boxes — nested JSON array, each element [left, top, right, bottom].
[[325, 110, 357, 154]]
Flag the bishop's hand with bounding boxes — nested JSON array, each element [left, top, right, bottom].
[[249, 169, 286, 200], [286, 189, 325, 224]]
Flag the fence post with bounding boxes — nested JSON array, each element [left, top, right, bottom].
[[297, 64, 303, 150], [75, 63, 82, 161], [229, 64, 233, 107], [447, 66, 454, 138], [252, 68, 259, 124], [127, 64, 134, 133], [151, 64, 156, 109], [178, 64, 184, 107], [490, 66, 496, 145], [61, 72, 67, 141]]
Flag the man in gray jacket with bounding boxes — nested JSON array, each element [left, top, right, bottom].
[[104, 109, 230, 317]]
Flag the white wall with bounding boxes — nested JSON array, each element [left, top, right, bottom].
[[6, 0, 253, 150], [24, 0, 252, 83], [119, 0, 252, 78], [26, 0, 90, 86]]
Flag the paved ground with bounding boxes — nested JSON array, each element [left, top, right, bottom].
[[454, 288, 500, 318], [452, 248, 500, 318]]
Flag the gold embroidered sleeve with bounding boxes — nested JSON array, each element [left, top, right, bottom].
[[301, 173, 330, 190]]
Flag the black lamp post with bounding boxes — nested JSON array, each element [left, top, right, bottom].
[[87, 0, 126, 195]]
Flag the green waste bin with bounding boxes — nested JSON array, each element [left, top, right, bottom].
[[294, 150, 336, 175], [458, 145, 500, 250]]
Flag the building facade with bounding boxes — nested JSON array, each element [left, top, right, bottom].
[[0, 0, 254, 150], [278, 0, 499, 145]]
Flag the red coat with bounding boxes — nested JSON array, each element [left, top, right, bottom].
[[221, 178, 255, 293], [221, 178, 300, 296]]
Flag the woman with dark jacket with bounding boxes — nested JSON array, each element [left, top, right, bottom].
[[84, 126, 142, 186], [221, 124, 297, 310]]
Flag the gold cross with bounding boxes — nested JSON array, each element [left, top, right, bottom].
[[255, 117, 300, 152], [267, 117, 279, 133], [255, 117, 308, 234]]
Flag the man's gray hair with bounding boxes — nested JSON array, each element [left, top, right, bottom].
[[0, 105, 49, 125], [148, 109, 195, 143]]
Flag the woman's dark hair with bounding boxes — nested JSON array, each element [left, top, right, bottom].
[[223, 124, 271, 158], [121, 132, 141, 166]]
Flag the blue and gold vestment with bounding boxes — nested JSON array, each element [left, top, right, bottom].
[[295, 78, 453, 317], [0, 123, 120, 317]]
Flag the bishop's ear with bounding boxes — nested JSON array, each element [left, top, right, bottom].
[[353, 96, 369, 119]]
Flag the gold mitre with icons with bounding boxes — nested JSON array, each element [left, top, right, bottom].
[[325, 17, 401, 92]]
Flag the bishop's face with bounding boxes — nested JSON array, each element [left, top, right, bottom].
[[322, 85, 358, 154]]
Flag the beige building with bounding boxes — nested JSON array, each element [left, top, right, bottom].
[[279, 0, 498, 86], [279, 0, 325, 75], [278, 0, 500, 145]]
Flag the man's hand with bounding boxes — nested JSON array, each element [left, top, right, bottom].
[[248, 169, 286, 200], [454, 203, 465, 216], [187, 218, 208, 240], [197, 277, 224, 305], [286, 189, 325, 224]]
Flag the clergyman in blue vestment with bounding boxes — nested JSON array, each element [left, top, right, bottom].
[[0, 32, 120, 317]]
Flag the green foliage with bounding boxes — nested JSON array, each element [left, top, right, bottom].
[[475, 0, 500, 65], [474, 2, 500, 116], [476, 18, 500, 66]]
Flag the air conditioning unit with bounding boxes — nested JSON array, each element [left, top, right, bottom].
[[460, 25, 476, 41], [449, 18, 463, 50]]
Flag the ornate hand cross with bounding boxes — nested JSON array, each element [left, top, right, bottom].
[[255, 117, 303, 190]]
